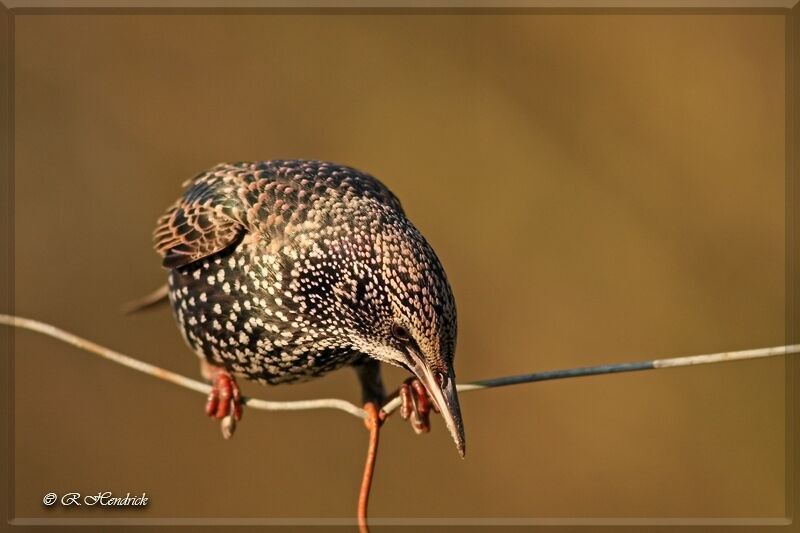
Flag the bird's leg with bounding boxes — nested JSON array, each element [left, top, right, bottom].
[[200, 360, 243, 439], [399, 377, 439, 434], [353, 358, 387, 406], [354, 360, 439, 436]]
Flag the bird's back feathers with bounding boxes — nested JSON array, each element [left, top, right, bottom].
[[154, 160, 403, 269]]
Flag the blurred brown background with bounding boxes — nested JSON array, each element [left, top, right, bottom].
[[10, 11, 787, 520]]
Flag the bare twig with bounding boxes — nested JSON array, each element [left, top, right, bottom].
[[358, 403, 384, 533]]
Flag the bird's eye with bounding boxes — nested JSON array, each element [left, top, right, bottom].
[[391, 323, 411, 342]]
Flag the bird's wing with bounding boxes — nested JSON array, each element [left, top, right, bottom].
[[154, 160, 405, 269], [154, 166, 248, 269]]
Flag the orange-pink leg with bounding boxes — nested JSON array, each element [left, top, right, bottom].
[[399, 378, 439, 434], [201, 361, 243, 439]]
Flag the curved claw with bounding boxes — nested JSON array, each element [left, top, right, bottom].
[[399, 378, 436, 434], [203, 366, 243, 439]]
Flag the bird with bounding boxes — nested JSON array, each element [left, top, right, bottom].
[[151, 160, 465, 456]]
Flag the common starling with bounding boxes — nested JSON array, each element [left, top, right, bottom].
[[153, 160, 465, 455]]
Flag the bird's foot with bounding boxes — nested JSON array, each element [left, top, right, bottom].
[[399, 378, 439, 434], [202, 364, 243, 439]]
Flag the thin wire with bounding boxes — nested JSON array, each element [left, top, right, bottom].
[[379, 343, 800, 415], [2, 314, 797, 421], [0, 314, 367, 419], [8, 313, 794, 530]]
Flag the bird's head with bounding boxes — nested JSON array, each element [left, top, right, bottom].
[[302, 210, 464, 456]]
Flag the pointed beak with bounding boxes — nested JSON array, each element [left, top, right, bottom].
[[406, 348, 466, 458]]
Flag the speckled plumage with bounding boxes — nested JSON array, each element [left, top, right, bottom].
[[154, 160, 458, 394]]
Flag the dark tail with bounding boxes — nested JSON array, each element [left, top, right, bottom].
[[122, 284, 169, 314]]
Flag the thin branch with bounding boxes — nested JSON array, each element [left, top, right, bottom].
[[0, 314, 367, 419], [357, 403, 383, 533]]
